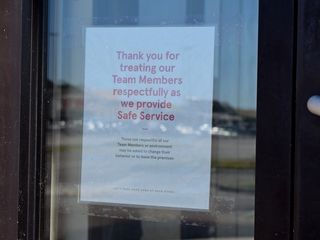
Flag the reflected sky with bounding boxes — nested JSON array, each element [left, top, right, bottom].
[[48, 0, 258, 110]]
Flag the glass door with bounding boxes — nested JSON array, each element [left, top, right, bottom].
[[41, 1, 287, 239]]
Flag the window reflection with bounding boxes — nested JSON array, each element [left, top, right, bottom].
[[45, 0, 258, 239]]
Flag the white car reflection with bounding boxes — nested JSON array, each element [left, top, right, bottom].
[[84, 120, 239, 137], [175, 124, 238, 137], [211, 126, 238, 137], [175, 124, 201, 135]]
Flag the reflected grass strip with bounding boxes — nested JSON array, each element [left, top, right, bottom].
[[213, 160, 255, 169]]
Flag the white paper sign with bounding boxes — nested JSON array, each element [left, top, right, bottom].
[[80, 27, 215, 210]]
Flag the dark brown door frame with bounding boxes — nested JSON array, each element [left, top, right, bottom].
[[295, 0, 320, 239], [255, 0, 296, 240], [0, 1, 22, 239], [0, 0, 47, 239]]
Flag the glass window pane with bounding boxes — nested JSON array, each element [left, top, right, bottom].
[[44, 0, 258, 239]]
